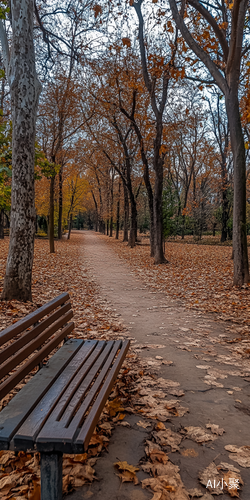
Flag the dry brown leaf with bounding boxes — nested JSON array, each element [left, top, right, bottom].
[[205, 423, 225, 436], [114, 461, 139, 485], [155, 422, 166, 431], [137, 420, 152, 429], [72, 477, 86, 488], [142, 464, 190, 499], [187, 487, 204, 497], [149, 450, 169, 464], [225, 444, 250, 467], [145, 440, 162, 456], [98, 422, 113, 434], [198, 462, 221, 494], [152, 429, 182, 451], [70, 464, 95, 481], [62, 474, 72, 495], [107, 398, 125, 417], [184, 426, 217, 443], [150, 492, 164, 500], [217, 462, 240, 473], [118, 421, 130, 427], [0, 473, 19, 490], [117, 469, 139, 484], [28, 480, 41, 500], [223, 471, 243, 497], [71, 453, 88, 463], [114, 460, 139, 474]]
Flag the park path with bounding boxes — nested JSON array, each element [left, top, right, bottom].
[[68, 231, 250, 500]]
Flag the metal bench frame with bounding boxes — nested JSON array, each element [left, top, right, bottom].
[[0, 293, 129, 500]]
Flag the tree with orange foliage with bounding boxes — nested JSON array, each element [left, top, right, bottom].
[[37, 68, 89, 252]]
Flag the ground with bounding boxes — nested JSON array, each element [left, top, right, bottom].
[[0, 231, 250, 500]]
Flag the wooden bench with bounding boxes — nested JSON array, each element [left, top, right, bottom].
[[0, 292, 130, 500]]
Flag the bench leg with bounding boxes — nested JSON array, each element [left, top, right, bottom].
[[40, 451, 63, 500]]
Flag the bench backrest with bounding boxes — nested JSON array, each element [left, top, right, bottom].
[[0, 293, 74, 402]]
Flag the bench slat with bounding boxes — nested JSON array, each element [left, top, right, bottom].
[[36, 340, 125, 453], [0, 339, 83, 449], [0, 310, 73, 381], [55, 341, 108, 423], [0, 303, 71, 366], [76, 339, 130, 451], [14, 340, 98, 451], [35, 342, 115, 451], [0, 322, 74, 401], [0, 293, 70, 347], [69, 340, 122, 433]]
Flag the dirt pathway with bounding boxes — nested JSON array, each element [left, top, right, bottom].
[[67, 231, 250, 500]]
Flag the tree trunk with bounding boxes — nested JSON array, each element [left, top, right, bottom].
[[0, 209, 4, 239], [128, 200, 137, 248], [67, 213, 72, 240], [116, 180, 121, 239], [220, 154, 229, 243], [109, 170, 114, 237], [123, 183, 129, 242], [221, 189, 229, 243], [153, 167, 165, 264], [49, 177, 55, 253], [181, 215, 185, 240], [1, 0, 42, 301], [58, 166, 63, 240], [225, 88, 249, 285]]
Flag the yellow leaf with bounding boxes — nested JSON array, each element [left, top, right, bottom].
[[114, 461, 139, 473]]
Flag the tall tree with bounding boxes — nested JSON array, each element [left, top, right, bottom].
[[0, 0, 42, 301], [169, 0, 249, 284], [131, 0, 178, 263]]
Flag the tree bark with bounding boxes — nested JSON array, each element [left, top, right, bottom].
[[1, 0, 42, 301], [116, 180, 121, 239], [128, 199, 137, 248], [49, 176, 55, 253], [221, 166, 229, 243], [109, 170, 114, 237], [0, 209, 4, 239], [67, 213, 72, 240], [225, 89, 249, 284], [123, 183, 129, 242], [58, 166, 63, 240], [153, 160, 165, 263]]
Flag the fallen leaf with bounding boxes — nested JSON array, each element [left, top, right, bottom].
[[114, 461, 139, 485], [198, 462, 221, 494], [205, 423, 225, 436], [152, 429, 182, 451], [224, 445, 250, 467], [149, 450, 169, 464], [184, 426, 217, 443], [187, 488, 204, 497], [137, 420, 152, 428], [223, 470, 243, 497]]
